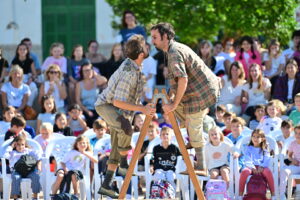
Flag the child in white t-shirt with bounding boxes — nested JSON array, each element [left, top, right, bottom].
[[276, 120, 294, 150], [51, 135, 97, 196], [257, 101, 282, 135], [205, 126, 239, 188]]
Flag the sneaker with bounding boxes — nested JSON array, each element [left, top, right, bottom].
[[98, 186, 119, 199]]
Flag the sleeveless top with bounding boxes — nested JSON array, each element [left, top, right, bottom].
[[80, 81, 99, 110], [44, 81, 64, 109]]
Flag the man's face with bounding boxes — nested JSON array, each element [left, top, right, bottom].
[[151, 29, 165, 50]]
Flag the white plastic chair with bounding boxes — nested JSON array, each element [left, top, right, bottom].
[[279, 137, 298, 199], [43, 136, 92, 200], [188, 137, 235, 199], [0, 138, 43, 200], [234, 135, 279, 199], [93, 136, 111, 200]]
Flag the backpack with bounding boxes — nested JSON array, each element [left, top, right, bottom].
[[150, 180, 175, 199], [205, 179, 230, 200], [14, 155, 37, 178], [51, 193, 79, 200], [243, 174, 268, 200]]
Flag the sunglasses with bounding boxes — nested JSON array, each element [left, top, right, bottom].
[[49, 71, 59, 74]]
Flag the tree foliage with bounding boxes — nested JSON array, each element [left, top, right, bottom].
[[105, 0, 298, 45]]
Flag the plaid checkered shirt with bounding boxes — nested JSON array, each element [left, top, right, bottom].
[[167, 40, 221, 114], [95, 58, 144, 119]]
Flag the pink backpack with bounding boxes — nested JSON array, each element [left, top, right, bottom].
[[205, 179, 230, 200], [243, 174, 268, 200]]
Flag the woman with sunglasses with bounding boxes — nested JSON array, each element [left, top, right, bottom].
[[38, 64, 67, 112], [75, 63, 106, 128]]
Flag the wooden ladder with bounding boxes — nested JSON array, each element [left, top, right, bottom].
[[118, 88, 205, 200]]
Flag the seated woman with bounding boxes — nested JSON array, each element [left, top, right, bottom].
[[242, 63, 271, 118], [273, 59, 300, 107], [75, 63, 107, 128], [217, 61, 246, 115], [1, 65, 31, 113], [38, 64, 67, 113]]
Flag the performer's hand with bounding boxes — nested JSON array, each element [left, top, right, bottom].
[[162, 103, 177, 114], [143, 103, 156, 116]]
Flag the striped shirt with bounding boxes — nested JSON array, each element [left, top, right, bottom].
[[95, 58, 144, 119], [167, 40, 221, 114]]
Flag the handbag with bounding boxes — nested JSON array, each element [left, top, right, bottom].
[[23, 105, 37, 120]]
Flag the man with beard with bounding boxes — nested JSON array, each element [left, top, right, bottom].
[[95, 34, 156, 198], [151, 22, 221, 176]]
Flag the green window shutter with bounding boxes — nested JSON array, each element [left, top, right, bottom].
[[42, 0, 96, 60]]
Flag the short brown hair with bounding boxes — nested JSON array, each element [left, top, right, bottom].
[[223, 111, 236, 118], [161, 126, 172, 134], [231, 117, 246, 126], [93, 119, 107, 130], [11, 116, 26, 128], [151, 22, 175, 40], [216, 105, 226, 112], [294, 125, 300, 132], [125, 34, 145, 60], [281, 120, 293, 128]]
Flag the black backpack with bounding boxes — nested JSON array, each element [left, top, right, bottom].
[[14, 155, 37, 178]]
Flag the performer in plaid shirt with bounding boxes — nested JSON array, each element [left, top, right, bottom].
[[95, 34, 156, 198], [151, 22, 221, 175]]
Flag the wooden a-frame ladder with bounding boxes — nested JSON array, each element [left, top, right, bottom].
[[118, 88, 205, 200]]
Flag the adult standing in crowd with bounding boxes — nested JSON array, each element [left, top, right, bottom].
[[120, 10, 147, 43], [151, 22, 221, 175]]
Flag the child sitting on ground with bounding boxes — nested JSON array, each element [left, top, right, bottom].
[[150, 127, 181, 190]]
